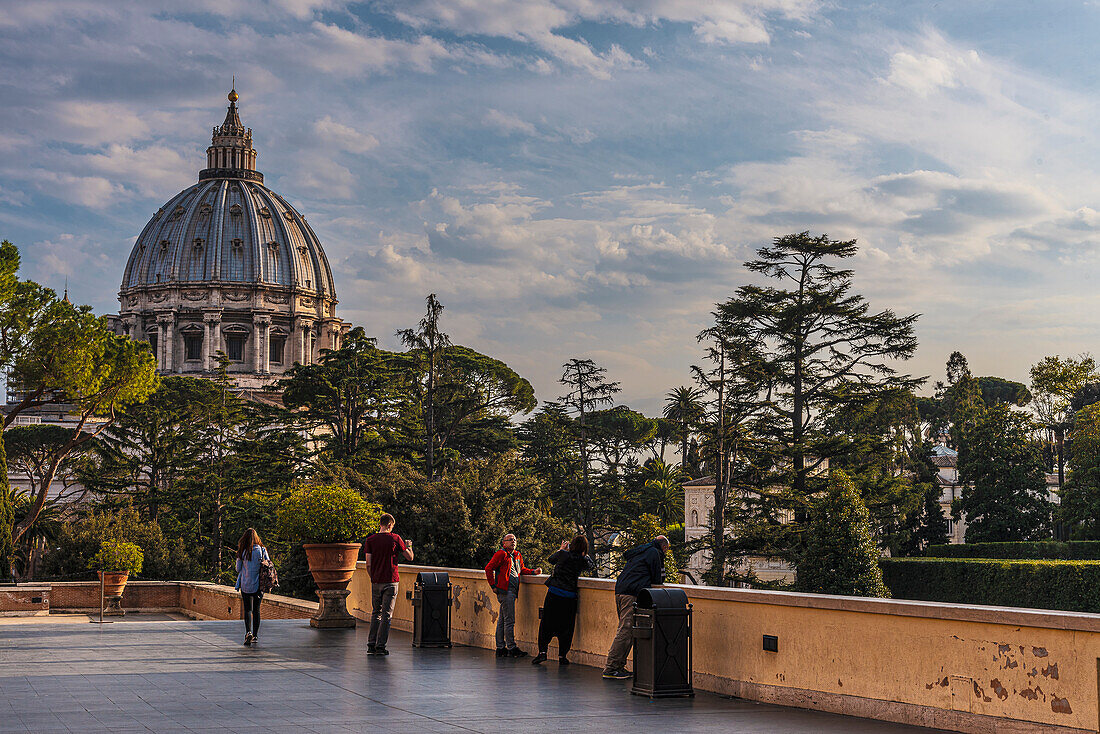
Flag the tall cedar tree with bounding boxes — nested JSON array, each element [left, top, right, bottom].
[[714, 233, 919, 573], [954, 403, 1051, 542], [794, 469, 889, 597], [82, 377, 226, 521], [558, 359, 620, 570], [691, 314, 772, 585], [397, 294, 452, 480], [281, 327, 406, 467]]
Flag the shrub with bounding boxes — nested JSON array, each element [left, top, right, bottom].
[[89, 540, 144, 575], [881, 558, 1100, 613], [796, 469, 889, 597], [276, 483, 380, 544], [40, 504, 203, 581], [924, 542, 1100, 560]]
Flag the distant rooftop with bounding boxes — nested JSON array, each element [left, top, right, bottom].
[[0, 620, 948, 733]]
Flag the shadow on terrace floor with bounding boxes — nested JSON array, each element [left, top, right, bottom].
[[0, 620, 951, 733]]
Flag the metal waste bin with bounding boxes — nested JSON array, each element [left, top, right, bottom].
[[631, 587, 693, 697], [407, 571, 453, 648]]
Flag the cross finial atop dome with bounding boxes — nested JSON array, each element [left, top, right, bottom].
[[229, 76, 238, 103]]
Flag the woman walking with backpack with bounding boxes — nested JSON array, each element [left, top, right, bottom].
[[235, 528, 271, 646], [532, 535, 594, 666]]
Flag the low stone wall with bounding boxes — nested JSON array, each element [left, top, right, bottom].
[[51, 581, 181, 612], [22, 580, 316, 620], [178, 582, 317, 621], [0, 585, 50, 616], [348, 563, 1100, 734]]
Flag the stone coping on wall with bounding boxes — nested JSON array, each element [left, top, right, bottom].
[[8, 580, 316, 619], [384, 563, 1100, 632]]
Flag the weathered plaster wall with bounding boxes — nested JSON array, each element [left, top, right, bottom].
[[348, 563, 1100, 734]]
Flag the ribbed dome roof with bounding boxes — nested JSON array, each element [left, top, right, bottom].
[[120, 90, 336, 299]]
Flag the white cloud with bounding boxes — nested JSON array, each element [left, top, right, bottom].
[[886, 49, 978, 97], [312, 116, 380, 154], [484, 109, 538, 136]]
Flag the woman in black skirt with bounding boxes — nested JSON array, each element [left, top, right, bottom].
[[532, 535, 594, 665]]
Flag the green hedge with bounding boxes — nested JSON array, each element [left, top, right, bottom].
[[924, 542, 1100, 560], [881, 558, 1100, 613]]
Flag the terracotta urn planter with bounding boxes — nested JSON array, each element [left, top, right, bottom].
[[98, 570, 129, 597], [303, 543, 361, 590]]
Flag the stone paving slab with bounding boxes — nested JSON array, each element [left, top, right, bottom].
[[0, 619, 951, 733]]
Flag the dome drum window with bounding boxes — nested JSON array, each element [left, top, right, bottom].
[[180, 323, 204, 362], [269, 327, 289, 365], [222, 324, 250, 362]]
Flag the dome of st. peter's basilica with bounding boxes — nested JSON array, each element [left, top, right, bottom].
[[110, 89, 348, 389]]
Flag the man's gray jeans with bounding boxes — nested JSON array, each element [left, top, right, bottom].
[[494, 582, 519, 649], [369, 582, 399, 648]]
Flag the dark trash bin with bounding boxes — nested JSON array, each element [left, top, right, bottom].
[[631, 587, 693, 697], [407, 571, 453, 647]]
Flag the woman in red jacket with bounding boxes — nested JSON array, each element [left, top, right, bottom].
[[484, 533, 541, 657]]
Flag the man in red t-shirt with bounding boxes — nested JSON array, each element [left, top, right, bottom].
[[363, 513, 413, 655]]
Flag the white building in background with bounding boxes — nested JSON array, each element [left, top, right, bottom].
[[683, 475, 798, 586], [931, 444, 1060, 545]]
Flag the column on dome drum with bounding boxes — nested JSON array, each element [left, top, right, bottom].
[[407, 571, 453, 648], [630, 587, 694, 698]]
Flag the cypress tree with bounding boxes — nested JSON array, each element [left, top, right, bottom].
[[918, 485, 950, 548], [795, 469, 889, 597]]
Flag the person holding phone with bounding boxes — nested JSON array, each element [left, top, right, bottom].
[[363, 513, 413, 656], [532, 535, 593, 666]]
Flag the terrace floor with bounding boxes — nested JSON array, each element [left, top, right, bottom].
[[0, 619, 950, 733]]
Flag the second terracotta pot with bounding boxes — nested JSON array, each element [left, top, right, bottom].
[[303, 543, 361, 590], [98, 570, 129, 597]]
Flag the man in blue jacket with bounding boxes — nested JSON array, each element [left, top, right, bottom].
[[602, 536, 669, 679]]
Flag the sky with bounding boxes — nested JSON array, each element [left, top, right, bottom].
[[2, 0, 1100, 416]]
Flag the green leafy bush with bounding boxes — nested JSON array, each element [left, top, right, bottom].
[[40, 504, 203, 581], [796, 469, 889, 597], [881, 558, 1100, 612], [89, 540, 144, 575], [924, 542, 1100, 560], [276, 483, 380, 544]]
